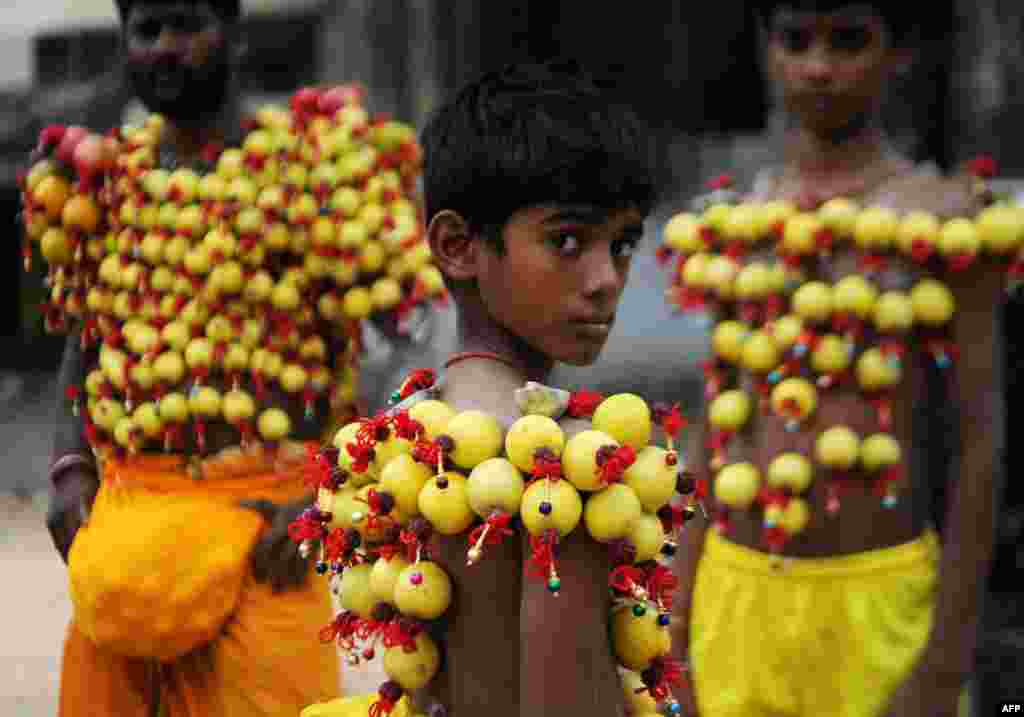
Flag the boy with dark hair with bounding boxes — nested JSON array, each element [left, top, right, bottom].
[[667, 3, 1001, 717], [304, 59, 658, 717]]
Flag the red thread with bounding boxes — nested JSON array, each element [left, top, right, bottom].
[[567, 389, 605, 418]]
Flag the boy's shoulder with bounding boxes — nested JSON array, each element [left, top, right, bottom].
[[874, 168, 980, 219]]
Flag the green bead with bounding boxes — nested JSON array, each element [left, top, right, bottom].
[[547, 577, 561, 593], [632, 603, 647, 617]]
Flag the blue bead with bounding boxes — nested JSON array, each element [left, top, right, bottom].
[[657, 614, 671, 627], [667, 701, 682, 715], [539, 501, 552, 515]]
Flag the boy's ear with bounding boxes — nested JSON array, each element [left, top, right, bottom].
[[427, 210, 480, 282]]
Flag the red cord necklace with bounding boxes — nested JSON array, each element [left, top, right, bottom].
[[443, 351, 522, 371]]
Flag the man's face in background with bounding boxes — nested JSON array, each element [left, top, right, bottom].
[[123, 2, 234, 124]]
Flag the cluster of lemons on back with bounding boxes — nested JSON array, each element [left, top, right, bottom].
[[308, 390, 690, 716], [658, 195, 1021, 544], [20, 85, 446, 455]]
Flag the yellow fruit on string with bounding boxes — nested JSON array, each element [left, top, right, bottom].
[[976, 204, 1023, 254], [702, 202, 731, 235], [622, 446, 678, 512], [809, 334, 852, 376], [158, 391, 190, 424], [34, 175, 72, 220], [520, 478, 583, 536], [626, 512, 667, 563], [872, 291, 914, 333], [371, 277, 403, 311], [584, 482, 642, 543], [708, 390, 751, 432], [370, 554, 411, 605], [755, 199, 797, 237], [711, 320, 750, 363], [909, 279, 955, 326], [768, 314, 804, 352], [504, 415, 565, 473], [407, 400, 455, 440], [853, 206, 898, 251], [338, 563, 376, 619], [40, 228, 73, 265], [817, 197, 859, 238], [383, 631, 441, 691], [938, 217, 979, 265], [257, 407, 292, 442], [897, 211, 940, 260], [856, 347, 901, 392], [791, 281, 833, 324], [153, 351, 186, 384], [394, 561, 452, 620], [61, 194, 101, 234], [734, 262, 773, 301], [593, 393, 652, 451], [832, 275, 878, 320], [815, 426, 860, 469], [467, 458, 525, 517], [766, 452, 813, 493], [113, 416, 142, 451], [328, 487, 362, 530], [741, 330, 781, 374], [781, 212, 823, 255], [721, 202, 760, 245], [778, 498, 810, 535], [341, 286, 373, 320], [563, 430, 619, 491], [680, 251, 710, 289], [418, 471, 475, 535], [704, 254, 739, 299], [373, 434, 414, 473], [132, 402, 164, 440], [714, 462, 760, 510], [860, 433, 901, 472], [379, 453, 432, 516], [353, 484, 409, 541], [440, 410, 503, 471], [770, 377, 816, 429], [610, 604, 672, 672], [92, 398, 127, 433], [621, 670, 660, 714]]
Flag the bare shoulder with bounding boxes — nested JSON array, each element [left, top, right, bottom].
[[876, 170, 979, 219]]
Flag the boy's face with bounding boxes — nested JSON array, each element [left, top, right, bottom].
[[765, 5, 906, 136], [123, 2, 232, 122], [476, 204, 644, 367]]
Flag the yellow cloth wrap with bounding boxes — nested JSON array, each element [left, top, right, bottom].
[[68, 445, 315, 662], [690, 529, 941, 717], [301, 694, 423, 717]]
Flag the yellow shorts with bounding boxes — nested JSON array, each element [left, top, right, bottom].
[[690, 529, 941, 717]]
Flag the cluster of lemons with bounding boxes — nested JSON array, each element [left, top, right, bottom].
[[659, 196, 1021, 547], [297, 390, 692, 716], [19, 85, 446, 455]]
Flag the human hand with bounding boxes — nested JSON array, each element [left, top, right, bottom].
[[46, 467, 99, 563], [238, 496, 314, 592]]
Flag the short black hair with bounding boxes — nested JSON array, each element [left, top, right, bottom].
[[115, 0, 240, 23], [421, 59, 658, 253], [752, 1, 921, 46]]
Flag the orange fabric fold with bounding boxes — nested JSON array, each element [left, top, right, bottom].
[[60, 444, 341, 717]]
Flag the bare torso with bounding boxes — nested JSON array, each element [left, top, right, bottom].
[[721, 166, 975, 557]]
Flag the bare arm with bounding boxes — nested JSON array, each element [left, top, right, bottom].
[[51, 330, 92, 464]]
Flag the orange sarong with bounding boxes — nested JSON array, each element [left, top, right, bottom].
[[59, 446, 340, 716]]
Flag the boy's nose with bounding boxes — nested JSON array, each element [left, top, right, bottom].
[[799, 45, 835, 85], [580, 249, 624, 301]]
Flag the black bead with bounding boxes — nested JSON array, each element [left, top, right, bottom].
[[661, 542, 678, 557], [315, 561, 328, 575], [539, 501, 552, 515], [436, 476, 449, 489]]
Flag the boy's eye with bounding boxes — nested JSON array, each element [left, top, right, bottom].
[[612, 237, 640, 259], [777, 27, 813, 53], [550, 234, 581, 256], [831, 26, 871, 53]]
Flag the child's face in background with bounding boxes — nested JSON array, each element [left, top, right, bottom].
[[476, 204, 644, 367], [765, 5, 905, 137]]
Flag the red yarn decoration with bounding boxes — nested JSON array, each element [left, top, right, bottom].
[[566, 389, 604, 418]]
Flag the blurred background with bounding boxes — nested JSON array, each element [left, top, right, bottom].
[[1, 1, 1022, 714]]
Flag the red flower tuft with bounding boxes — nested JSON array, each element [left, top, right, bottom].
[[598, 445, 637, 485], [567, 389, 605, 418], [967, 155, 998, 179], [609, 565, 646, 595], [526, 529, 559, 580], [707, 174, 734, 191], [390, 410, 423, 441]]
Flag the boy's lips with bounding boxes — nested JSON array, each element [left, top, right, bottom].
[[571, 315, 615, 339]]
